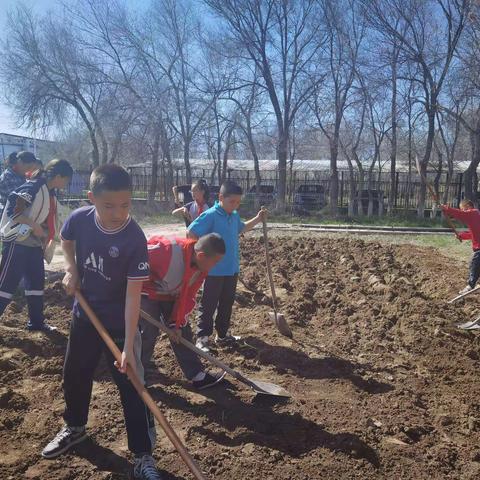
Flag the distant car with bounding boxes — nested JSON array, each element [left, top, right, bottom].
[[293, 184, 327, 214], [246, 184, 276, 205], [175, 185, 193, 204]]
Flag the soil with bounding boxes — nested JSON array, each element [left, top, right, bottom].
[[2, 236, 480, 479]]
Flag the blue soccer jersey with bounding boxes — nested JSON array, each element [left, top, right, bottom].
[[61, 205, 149, 328]]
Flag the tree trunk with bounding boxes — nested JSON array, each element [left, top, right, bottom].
[[464, 130, 480, 202], [276, 132, 288, 211], [388, 49, 398, 215], [184, 141, 192, 184], [417, 110, 436, 218], [148, 127, 161, 207], [329, 135, 339, 216]]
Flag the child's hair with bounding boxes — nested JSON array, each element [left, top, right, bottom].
[[90, 164, 132, 195], [8, 151, 37, 167], [5, 152, 18, 167], [460, 199, 475, 209], [195, 233, 226, 257], [31, 158, 73, 180], [192, 179, 210, 203], [220, 180, 243, 198]]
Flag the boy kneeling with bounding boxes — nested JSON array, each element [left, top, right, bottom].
[[140, 233, 226, 389]]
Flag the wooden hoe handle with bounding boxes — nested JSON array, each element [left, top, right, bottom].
[[75, 292, 208, 480]]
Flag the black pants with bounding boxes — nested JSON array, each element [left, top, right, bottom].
[[197, 274, 238, 338], [62, 315, 156, 456], [0, 242, 45, 328], [469, 250, 480, 288], [140, 297, 203, 380]]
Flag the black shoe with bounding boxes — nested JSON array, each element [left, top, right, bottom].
[[215, 333, 241, 347], [41, 426, 87, 459], [27, 323, 58, 332], [133, 455, 163, 479], [193, 371, 226, 390]]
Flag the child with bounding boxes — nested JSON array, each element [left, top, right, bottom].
[[187, 180, 266, 352], [0, 158, 73, 331], [140, 232, 226, 389], [442, 200, 480, 294], [172, 179, 211, 227], [41, 164, 162, 480], [0, 151, 38, 216]]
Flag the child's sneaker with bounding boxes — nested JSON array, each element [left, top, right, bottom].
[[195, 336, 210, 352], [215, 333, 241, 347], [133, 454, 163, 479], [41, 425, 87, 459], [459, 285, 473, 295], [193, 371, 227, 390], [27, 323, 58, 333]]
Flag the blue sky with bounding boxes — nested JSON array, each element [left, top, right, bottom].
[[0, 0, 56, 137], [0, 0, 152, 138]]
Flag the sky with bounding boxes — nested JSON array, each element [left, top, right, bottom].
[[0, 0, 56, 137], [0, 0, 152, 139]]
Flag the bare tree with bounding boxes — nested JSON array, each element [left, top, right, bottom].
[[310, 0, 365, 215], [362, 0, 470, 217], [204, 0, 323, 210], [0, 4, 113, 166]]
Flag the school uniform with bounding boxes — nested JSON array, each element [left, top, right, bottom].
[[188, 202, 245, 339], [140, 236, 206, 379], [0, 177, 56, 329], [182, 200, 211, 227], [60, 205, 156, 456], [0, 167, 25, 216]]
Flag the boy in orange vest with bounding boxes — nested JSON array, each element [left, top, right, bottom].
[[140, 233, 226, 389]]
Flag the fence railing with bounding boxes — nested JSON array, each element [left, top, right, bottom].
[[59, 168, 472, 213]]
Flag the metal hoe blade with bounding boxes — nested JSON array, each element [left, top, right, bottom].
[[247, 378, 291, 397], [268, 312, 293, 339], [457, 317, 480, 330]]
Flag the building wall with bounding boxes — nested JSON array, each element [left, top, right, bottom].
[[0, 132, 56, 163]]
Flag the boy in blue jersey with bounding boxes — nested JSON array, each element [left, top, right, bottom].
[[41, 165, 162, 480], [188, 180, 266, 352]]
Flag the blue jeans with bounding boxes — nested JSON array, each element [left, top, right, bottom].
[[469, 250, 480, 288]]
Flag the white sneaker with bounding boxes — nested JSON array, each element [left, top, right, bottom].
[[133, 455, 162, 480], [459, 285, 473, 295], [195, 336, 210, 352]]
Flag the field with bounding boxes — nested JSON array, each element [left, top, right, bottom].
[[1, 234, 480, 479]]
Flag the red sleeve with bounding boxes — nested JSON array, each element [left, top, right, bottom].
[[458, 231, 472, 241], [442, 206, 471, 224]]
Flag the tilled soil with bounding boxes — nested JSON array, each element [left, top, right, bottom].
[[2, 237, 480, 479]]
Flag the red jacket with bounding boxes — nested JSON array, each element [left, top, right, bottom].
[[442, 206, 480, 250], [142, 236, 207, 328]]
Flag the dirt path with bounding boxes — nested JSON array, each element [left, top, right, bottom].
[[2, 236, 480, 479]]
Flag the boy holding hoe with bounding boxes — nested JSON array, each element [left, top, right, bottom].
[[42, 165, 163, 480], [139, 232, 227, 389], [187, 180, 267, 352], [441, 200, 480, 294]]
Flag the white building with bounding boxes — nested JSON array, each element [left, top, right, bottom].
[[0, 132, 56, 163]]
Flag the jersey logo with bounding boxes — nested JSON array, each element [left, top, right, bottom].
[[138, 262, 149, 271], [109, 246, 119, 258], [84, 252, 111, 281]]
